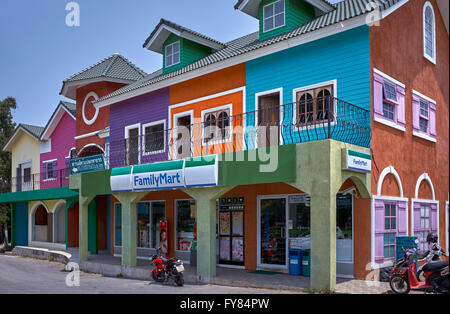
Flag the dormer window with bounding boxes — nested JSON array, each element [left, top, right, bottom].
[[263, 0, 285, 32], [165, 41, 180, 67]]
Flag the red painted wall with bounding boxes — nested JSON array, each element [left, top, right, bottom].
[[75, 81, 126, 154], [68, 204, 79, 247], [367, 0, 449, 277]]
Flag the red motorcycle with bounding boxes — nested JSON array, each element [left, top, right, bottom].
[[151, 249, 185, 286], [389, 246, 449, 294]]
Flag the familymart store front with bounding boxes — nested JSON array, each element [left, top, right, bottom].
[[104, 142, 372, 291], [110, 157, 219, 262]]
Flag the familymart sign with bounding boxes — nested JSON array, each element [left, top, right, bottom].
[[343, 149, 371, 173], [110, 156, 219, 192]]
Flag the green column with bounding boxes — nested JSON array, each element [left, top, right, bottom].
[[288, 140, 371, 292], [310, 191, 336, 292], [184, 186, 234, 281], [79, 195, 95, 263], [113, 192, 147, 267]]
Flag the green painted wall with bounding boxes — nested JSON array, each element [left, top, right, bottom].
[[219, 144, 296, 186], [259, 0, 315, 41], [0, 186, 78, 204], [162, 34, 212, 74]]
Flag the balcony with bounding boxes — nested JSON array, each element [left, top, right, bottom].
[[1, 168, 70, 193], [74, 96, 371, 169]]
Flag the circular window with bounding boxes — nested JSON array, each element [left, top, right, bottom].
[[82, 92, 99, 125]]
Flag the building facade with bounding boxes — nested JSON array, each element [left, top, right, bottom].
[[1, 0, 448, 292]]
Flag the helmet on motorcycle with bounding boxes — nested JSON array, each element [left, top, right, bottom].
[[426, 232, 438, 244]]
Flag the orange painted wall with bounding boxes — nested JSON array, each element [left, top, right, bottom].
[[368, 0, 449, 278], [223, 182, 304, 270], [169, 90, 245, 156], [169, 64, 246, 105]]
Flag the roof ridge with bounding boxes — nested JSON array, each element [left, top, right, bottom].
[[113, 54, 148, 77], [102, 54, 119, 77], [63, 54, 117, 82], [143, 18, 226, 49]]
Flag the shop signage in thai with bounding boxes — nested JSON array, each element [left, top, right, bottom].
[[70, 154, 105, 174], [343, 149, 371, 173], [110, 155, 219, 192]]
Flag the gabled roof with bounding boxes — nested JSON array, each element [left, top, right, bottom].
[[60, 53, 148, 100], [143, 18, 226, 54], [2, 124, 44, 152], [40, 101, 76, 141], [93, 0, 406, 108], [234, 0, 334, 18]]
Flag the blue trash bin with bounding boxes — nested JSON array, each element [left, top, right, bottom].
[[289, 249, 302, 276]]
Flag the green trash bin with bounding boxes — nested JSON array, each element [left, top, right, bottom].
[[301, 249, 310, 277]]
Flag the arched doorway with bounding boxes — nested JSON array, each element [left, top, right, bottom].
[[33, 204, 49, 242], [53, 202, 66, 244]]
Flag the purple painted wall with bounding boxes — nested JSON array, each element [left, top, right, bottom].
[[40, 111, 76, 189], [109, 87, 170, 168]]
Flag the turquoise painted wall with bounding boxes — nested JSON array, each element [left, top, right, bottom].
[[245, 26, 371, 147], [15, 202, 28, 246]]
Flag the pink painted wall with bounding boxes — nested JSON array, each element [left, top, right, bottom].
[[40, 110, 76, 189]]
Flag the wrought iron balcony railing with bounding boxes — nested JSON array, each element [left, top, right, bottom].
[[0, 168, 70, 193], [97, 96, 370, 168]]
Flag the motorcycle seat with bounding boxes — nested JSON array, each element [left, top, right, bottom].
[[422, 260, 449, 272]]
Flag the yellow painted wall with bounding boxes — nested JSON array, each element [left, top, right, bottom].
[[11, 130, 41, 192]]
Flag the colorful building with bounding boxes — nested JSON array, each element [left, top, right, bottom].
[[1, 0, 448, 292]]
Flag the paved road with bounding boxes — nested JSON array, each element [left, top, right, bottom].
[[0, 254, 300, 294]]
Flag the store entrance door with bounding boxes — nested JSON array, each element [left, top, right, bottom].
[[218, 197, 245, 266], [258, 197, 287, 269]]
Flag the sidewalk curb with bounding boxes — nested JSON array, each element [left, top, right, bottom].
[[11, 246, 71, 264], [78, 260, 307, 292]]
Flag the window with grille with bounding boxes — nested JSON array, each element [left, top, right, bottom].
[[384, 203, 397, 259], [203, 108, 230, 143], [423, 3, 435, 63], [263, 0, 285, 32], [165, 41, 180, 68], [296, 85, 333, 126], [144, 122, 165, 154]]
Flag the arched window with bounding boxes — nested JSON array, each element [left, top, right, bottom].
[[297, 92, 313, 125], [217, 111, 229, 138], [423, 2, 436, 63], [316, 88, 332, 120]]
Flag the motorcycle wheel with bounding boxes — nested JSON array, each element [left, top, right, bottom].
[[152, 271, 165, 283], [390, 275, 410, 294], [175, 273, 184, 287]]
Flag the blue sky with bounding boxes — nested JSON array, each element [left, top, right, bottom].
[[0, 0, 340, 127]]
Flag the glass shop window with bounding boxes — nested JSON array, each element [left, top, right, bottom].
[[176, 200, 196, 252]]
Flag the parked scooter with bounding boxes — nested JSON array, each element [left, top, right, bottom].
[[417, 233, 446, 281], [151, 248, 185, 286], [389, 235, 449, 294]]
